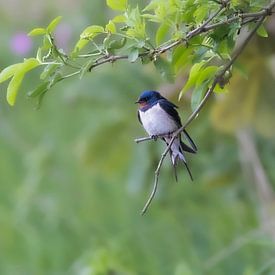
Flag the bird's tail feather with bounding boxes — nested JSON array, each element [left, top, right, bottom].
[[182, 157, 193, 181], [168, 149, 178, 182], [183, 129, 197, 153], [165, 137, 194, 181], [171, 150, 193, 181]]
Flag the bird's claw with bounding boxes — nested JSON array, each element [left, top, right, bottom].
[[168, 132, 173, 138], [165, 132, 174, 138], [150, 135, 158, 141]]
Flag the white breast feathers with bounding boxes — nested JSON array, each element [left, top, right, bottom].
[[139, 103, 178, 136]]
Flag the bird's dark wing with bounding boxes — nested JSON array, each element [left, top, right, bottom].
[[137, 110, 142, 125], [159, 98, 197, 154], [180, 140, 196, 154], [183, 129, 198, 152], [158, 99, 182, 128]]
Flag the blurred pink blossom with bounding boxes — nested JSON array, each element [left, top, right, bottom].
[[10, 32, 32, 55], [54, 23, 72, 53]]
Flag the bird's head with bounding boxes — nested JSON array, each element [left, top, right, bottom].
[[135, 90, 162, 108]]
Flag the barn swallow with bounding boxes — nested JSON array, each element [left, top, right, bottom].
[[136, 90, 197, 180]]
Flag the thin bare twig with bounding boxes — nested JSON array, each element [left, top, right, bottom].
[[140, 12, 268, 215]]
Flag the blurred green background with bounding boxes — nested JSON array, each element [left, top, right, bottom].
[[1, 1, 275, 274]]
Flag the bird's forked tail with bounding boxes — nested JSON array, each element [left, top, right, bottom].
[[164, 136, 196, 181]]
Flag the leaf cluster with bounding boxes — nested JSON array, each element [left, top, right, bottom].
[[0, 0, 272, 107]]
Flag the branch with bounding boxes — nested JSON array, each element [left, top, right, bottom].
[[135, 133, 170, 143], [140, 12, 267, 215], [203, 2, 275, 32], [88, 1, 275, 72]]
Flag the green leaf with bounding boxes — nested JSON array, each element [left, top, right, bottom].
[[0, 63, 21, 84], [231, 0, 241, 7], [0, 58, 40, 85], [154, 57, 174, 82], [218, 40, 231, 59], [194, 5, 208, 24], [33, 82, 52, 109], [80, 59, 95, 79], [257, 24, 268, 38], [36, 89, 49, 109], [36, 48, 43, 63], [80, 25, 105, 40], [40, 64, 60, 80], [6, 71, 24, 106], [73, 39, 89, 54], [31, 72, 62, 108], [21, 58, 41, 73], [28, 28, 46, 36], [112, 15, 127, 23], [182, 61, 206, 93], [155, 23, 170, 46], [125, 7, 146, 39], [103, 35, 111, 49], [140, 55, 151, 64], [5, 58, 40, 106], [193, 46, 211, 63], [47, 16, 62, 33], [48, 71, 63, 88], [128, 48, 139, 62], [27, 81, 49, 97], [214, 84, 226, 93], [182, 65, 219, 103], [106, 0, 128, 11], [196, 66, 219, 87], [106, 20, 116, 33], [191, 82, 207, 111], [142, 1, 159, 12], [42, 35, 52, 50], [108, 37, 127, 51], [172, 46, 193, 74], [136, 40, 145, 48]]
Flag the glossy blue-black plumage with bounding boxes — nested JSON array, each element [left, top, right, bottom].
[[136, 90, 198, 180], [137, 90, 179, 121], [136, 90, 197, 153], [136, 91, 164, 111]]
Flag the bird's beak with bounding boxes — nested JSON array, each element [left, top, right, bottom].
[[135, 99, 140, 104]]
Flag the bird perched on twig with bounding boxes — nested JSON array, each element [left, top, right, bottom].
[[136, 90, 197, 180]]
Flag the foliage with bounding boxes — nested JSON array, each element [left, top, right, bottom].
[[1, 0, 275, 274], [0, 0, 273, 108]]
